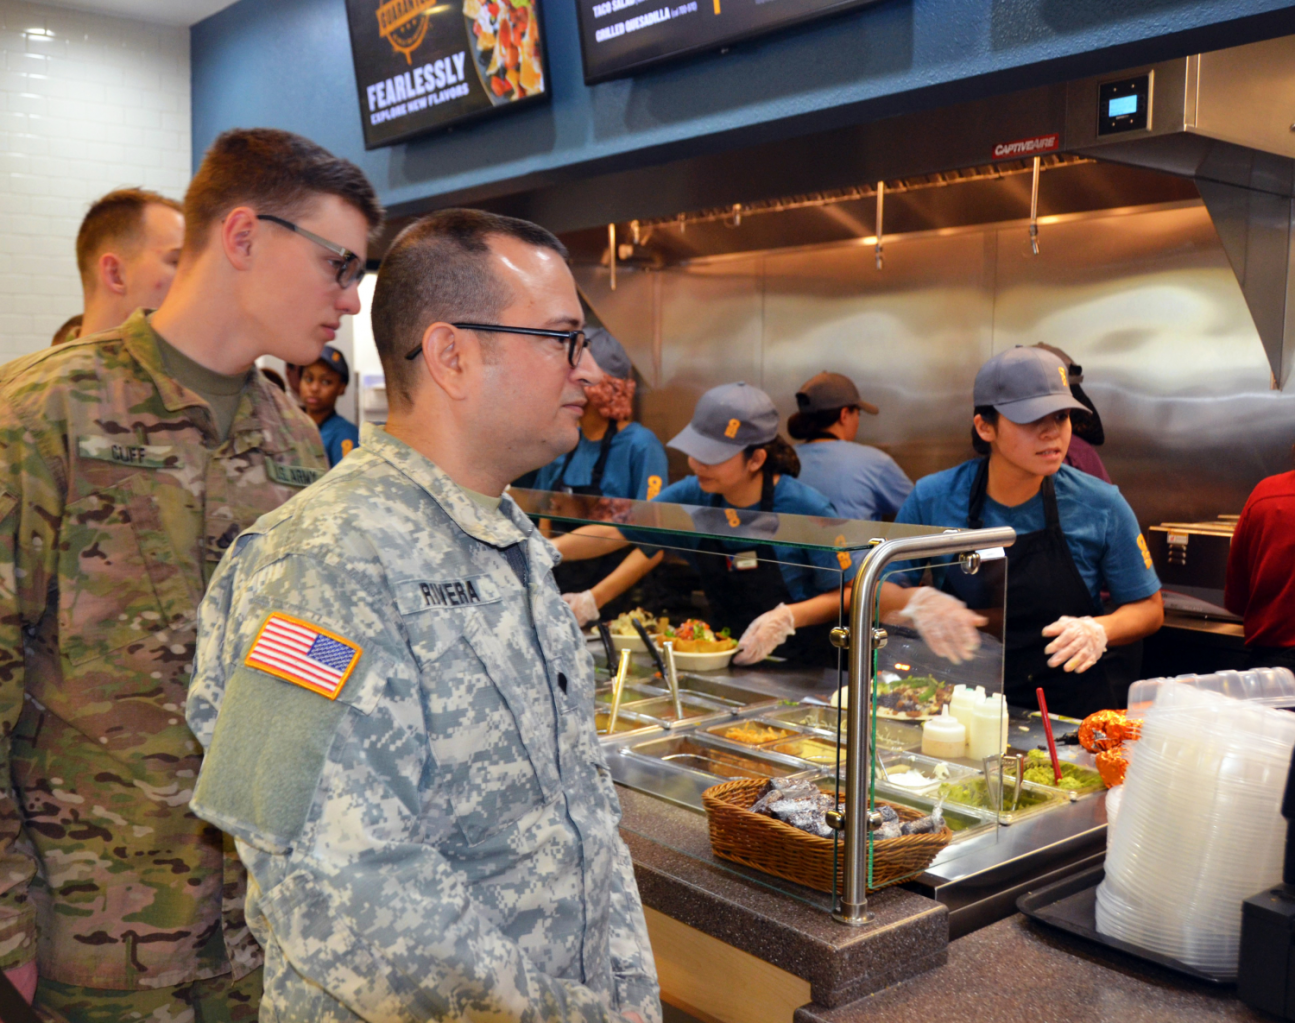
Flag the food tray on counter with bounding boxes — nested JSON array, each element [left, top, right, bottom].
[[595, 693, 736, 730], [1017, 865, 1233, 985], [704, 777, 951, 895], [628, 676, 780, 712], [621, 735, 816, 784], [758, 705, 924, 751]]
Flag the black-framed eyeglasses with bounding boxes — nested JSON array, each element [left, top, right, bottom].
[[404, 323, 589, 367], [257, 214, 366, 289]]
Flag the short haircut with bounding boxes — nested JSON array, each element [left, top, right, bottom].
[[371, 208, 569, 409], [76, 188, 182, 287], [184, 128, 383, 252]]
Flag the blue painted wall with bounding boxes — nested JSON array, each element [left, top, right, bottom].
[[191, 0, 1295, 215]]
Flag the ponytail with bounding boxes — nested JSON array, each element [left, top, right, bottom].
[[744, 436, 800, 478]]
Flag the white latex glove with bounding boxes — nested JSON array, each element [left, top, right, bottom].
[[885, 586, 988, 664], [1042, 615, 1107, 673], [561, 590, 600, 628], [733, 603, 797, 665]]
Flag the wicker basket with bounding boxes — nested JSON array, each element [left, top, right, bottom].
[[702, 778, 951, 895]]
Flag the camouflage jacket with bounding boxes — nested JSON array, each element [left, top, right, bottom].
[[0, 309, 328, 989], [187, 424, 661, 1023]]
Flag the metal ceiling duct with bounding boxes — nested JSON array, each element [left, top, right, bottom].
[[1065, 36, 1295, 388]]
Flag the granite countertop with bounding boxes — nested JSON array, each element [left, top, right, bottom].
[[617, 785, 950, 1008], [795, 914, 1269, 1022]]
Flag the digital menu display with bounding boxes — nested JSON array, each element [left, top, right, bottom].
[[346, 0, 549, 150], [576, 0, 880, 84]]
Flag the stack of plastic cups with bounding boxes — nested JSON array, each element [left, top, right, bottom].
[[1095, 681, 1295, 978]]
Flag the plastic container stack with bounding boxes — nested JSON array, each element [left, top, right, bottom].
[[1125, 667, 1295, 716], [1096, 681, 1295, 978]]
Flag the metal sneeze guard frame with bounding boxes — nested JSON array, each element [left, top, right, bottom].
[[835, 526, 1017, 927]]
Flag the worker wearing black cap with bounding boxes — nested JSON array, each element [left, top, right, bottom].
[[790, 372, 913, 521], [558, 382, 846, 666], [881, 347, 1163, 717]]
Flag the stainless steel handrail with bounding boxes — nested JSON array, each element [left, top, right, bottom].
[[834, 526, 1017, 926]]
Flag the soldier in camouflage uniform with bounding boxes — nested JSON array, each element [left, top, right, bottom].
[[0, 128, 382, 1021], [187, 209, 661, 1022]]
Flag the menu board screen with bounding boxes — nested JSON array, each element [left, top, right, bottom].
[[577, 0, 878, 83], [346, 0, 548, 149]]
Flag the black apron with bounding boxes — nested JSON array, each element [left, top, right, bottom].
[[946, 459, 1117, 718], [552, 424, 634, 607], [693, 477, 838, 668]]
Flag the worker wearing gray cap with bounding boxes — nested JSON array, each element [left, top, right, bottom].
[[880, 347, 1163, 717], [533, 327, 668, 621], [790, 372, 912, 521], [556, 382, 847, 666]]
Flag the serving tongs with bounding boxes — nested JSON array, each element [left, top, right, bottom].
[[628, 618, 686, 722], [595, 622, 617, 678], [606, 649, 633, 736], [982, 754, 1025, 814]]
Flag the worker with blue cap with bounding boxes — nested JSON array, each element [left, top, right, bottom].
[[557, 381, 847, 666], [880, 346, 1163, 716], [300, 344, 359, 467]]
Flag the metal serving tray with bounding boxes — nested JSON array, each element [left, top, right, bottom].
[[757, 706, 923, 752], [703, 720, 802, 749], [622, 734, 816, 784], [594, 710, 663, 741]]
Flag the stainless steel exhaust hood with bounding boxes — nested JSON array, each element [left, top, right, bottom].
[[1065, 36, 1295, 388]]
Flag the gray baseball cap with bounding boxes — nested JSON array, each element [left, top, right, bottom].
[[586, 327, 632, 380], [669, 382, 779, 465], [974, 347, 1087, 424], [795, 372, 880, 416]]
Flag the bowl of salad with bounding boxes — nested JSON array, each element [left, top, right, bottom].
[[606, 611, 739, 670]]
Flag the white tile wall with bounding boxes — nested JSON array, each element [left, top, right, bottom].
[[0, 0, 189, 361]]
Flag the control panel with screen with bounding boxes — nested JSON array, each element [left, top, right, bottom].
[[1098, 74, 1151, 136]]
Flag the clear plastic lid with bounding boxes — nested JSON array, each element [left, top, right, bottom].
[[1126, 667, 1295, 715]]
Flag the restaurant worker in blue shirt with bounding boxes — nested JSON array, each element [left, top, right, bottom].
[[880, 347, 1163, 717], [300, 343, 359, 466], [790, 371, 913, 521], [534, 327, 668, 614], [558, 382, 846, 667]]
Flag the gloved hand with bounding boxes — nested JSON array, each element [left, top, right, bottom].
[[885, 586, 988, 664], [561, 590, 600, 628], [734, 603, 797, 665], [1042, 615, 1107, 673]]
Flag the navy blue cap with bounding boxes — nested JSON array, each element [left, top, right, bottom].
[[318, 345, 350, 385]]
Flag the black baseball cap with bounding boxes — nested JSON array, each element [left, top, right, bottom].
[[974, 347, 1086, 424], [317, 345, 350, 386], [669, 382, 779, 465]]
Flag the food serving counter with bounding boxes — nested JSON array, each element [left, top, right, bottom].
[[513, 488, 1132, 1021]]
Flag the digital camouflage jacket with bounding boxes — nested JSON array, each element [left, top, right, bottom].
[[187, 424, 661, 1023]]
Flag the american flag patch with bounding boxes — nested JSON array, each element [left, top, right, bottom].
[[245, 613, 362, 700]]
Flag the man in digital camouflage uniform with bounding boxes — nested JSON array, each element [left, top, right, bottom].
[[0, 128, 382, 1022], [187, 209, 662, 1023]]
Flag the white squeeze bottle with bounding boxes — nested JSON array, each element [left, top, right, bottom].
[[949, 684, 985, 734], [968, 692, 1008, 760], [922, 706, 967, 759]]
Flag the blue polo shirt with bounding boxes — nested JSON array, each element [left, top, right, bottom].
[[637, 475, 848, 603], [534, 422, 668, 500], [318, 411, 359, 468], [796, 441, 913, 521], [893, 460, 1160, 612]]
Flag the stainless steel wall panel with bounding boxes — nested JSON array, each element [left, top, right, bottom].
[[992, 205, 1295, 528], [760, 232, 996, 481], [580, 203, 1293, 532]]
